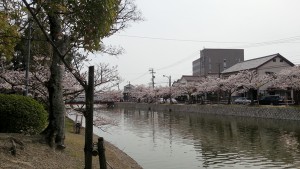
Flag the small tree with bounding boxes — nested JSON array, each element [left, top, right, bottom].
[[273, 66, 300, 104], [220, 73, 245, 104], [173, 81, 198, 103], [196, 76, 220, 104]]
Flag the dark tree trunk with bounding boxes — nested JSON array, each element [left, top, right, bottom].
[[46, 57, 66, 147], [294, 90, 300, 105], [249, 88, 255, 105], [43, 6, 67, 148], [227, 91, 232, 104], [227, 96, 231, 104]]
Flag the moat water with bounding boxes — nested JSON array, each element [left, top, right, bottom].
[[75, 108, 300, 169]]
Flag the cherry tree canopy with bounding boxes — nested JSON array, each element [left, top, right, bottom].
[[273, 66, 300, 90]]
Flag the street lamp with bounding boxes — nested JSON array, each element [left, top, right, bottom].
[[163, 75, 172, 104]]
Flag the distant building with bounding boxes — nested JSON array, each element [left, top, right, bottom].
[[174, 75, 201, 85], [221, 53, 295, 98], [221, 53, 294, 77], [173, 75, 203, 103], [123, 83, 135, 101], [192, 48, 244, 76]]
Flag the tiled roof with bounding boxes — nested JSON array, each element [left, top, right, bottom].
[[222, 54, 278, 73], [181, 75, 201, 82]]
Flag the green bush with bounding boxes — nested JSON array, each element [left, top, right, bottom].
[[0, 94, 48, 134]]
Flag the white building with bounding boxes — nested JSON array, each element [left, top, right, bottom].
[[221, 53, 295, 98]]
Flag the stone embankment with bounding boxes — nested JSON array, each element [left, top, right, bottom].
[[116, 102, 300, 121]]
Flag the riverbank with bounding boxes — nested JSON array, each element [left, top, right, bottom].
[[116, 102, 300, 121], [0, 118, 142, 169]]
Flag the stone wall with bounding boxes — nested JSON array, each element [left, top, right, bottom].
[[116, 102, 300, 121]]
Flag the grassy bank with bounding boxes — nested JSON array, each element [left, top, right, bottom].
[[0, 118, 142, 169]]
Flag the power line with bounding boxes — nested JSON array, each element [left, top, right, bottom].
[[117, 34, 300, 46], [121, 35, 300, 84], [117, 34, 254, 44], [129, 71, 149, 82], [126, 50, 197, 83], [157, 51, 198, 71], [230, 36, 300, 48]]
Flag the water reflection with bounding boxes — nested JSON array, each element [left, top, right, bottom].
[[94, 108, 300, 169]]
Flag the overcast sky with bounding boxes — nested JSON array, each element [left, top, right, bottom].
[[90, 0, 300, 89]]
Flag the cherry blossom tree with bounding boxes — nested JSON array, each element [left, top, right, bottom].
[[219, 73, 246, 104], [130, 84, 152, 102], [0, 69, 25, 93], [155, 86, 169, 99], [237, 70, 273, 104], [196, 76, 220, 104], [7, 2, 142, 161], [100, 90, 123, 102], [0, 60, 122, 102], [129, 85, 182, 104], [273, 66, 300, 104], [173, 81, 198, 103]]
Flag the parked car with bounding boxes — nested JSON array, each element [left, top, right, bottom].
[[166, 98, 178, 104], [259, 95, 283, 105], [158, 98, 165, 104], [234, 97, 251, 104]]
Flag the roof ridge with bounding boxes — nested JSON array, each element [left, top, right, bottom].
[[241, 53, 279, 63], [182, 75, 199, 77], [201, 48, 244, 50], [221, 53, 282, 73]]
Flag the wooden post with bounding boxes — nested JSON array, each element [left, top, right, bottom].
[[80, 114, 83, 126], [74, 114, 78, 133], [98, 137, 107, 169], [84, 66, 94, 169]]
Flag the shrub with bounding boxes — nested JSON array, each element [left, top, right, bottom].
[[0, 94, 48, 134]]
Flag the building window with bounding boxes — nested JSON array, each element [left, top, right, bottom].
[[273, 58, 276, 62], [280, 58, 283, 62], [223, 59, 227, 69]]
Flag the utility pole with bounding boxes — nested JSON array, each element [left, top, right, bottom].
[[218, 63, 221, 104], [163, 75, 172, 104], [218, 63, 221, 78], [149, 68, 155, 88], [25, 17, 32, 96], [116, 77, 120, 90]]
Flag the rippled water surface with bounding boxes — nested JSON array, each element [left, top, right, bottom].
[[90, 108, 300, 169]]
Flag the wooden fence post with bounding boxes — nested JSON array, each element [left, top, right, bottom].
[[98, 137, 107, 169], [84, 66, 94, 169]]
